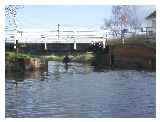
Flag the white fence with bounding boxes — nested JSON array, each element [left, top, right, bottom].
[[5, 26, 149, 44], [5, 29, 106, 43]]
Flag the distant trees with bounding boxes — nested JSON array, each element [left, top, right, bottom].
[[112, 5, 128, 28], [104, 5, 142, 39], [5, 5, 23, 30], [128, 6, 142, 35], [5, 5, 23, 53]]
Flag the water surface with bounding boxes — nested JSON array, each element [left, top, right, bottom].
[[5, 61, 156, 117]]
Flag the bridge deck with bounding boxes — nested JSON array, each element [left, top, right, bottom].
[[5, 29, 106, 43]]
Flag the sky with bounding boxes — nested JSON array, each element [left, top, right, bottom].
[[5, 5, 156, 30]]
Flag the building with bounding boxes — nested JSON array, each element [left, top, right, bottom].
[[145, 10, 156, 40]]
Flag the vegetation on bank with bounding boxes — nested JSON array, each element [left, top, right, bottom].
[[69, 52, 94, 63], [6, 36, 155, 62], [5, 51, 40, 62], [45, 52, 94, 63], [46, 55, 64, 61], [5, 51, 95, 64], [107, 37, 156, 49], [5, 51, 47, 71], [5, 51, 95, 71], [5, 38, 156, 71]]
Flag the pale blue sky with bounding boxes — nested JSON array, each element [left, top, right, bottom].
[[6, 5, 156, 30]]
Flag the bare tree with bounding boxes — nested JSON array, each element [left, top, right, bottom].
[[127, 6, 142, 35], [111, 5, 122, 27], [5, 5, 23, 30], [104, 5, 129, 39], [104, 5, 142, 40], [5, 5, 23, 53]]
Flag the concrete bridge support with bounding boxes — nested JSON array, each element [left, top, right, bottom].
[[74, 40, 77, 50]]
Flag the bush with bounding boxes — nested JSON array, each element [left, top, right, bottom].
[[45, 52, 94, 63], [71, 52, 94, 63], [46, 55, 64, 61], [5, 51, 35, 62]]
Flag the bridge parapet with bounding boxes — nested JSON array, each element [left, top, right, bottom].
[[5, 30, 106, 44]]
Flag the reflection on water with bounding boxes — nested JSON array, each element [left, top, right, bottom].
[[5, 61, 156, 118]]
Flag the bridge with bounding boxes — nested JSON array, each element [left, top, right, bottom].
[[5, 25, 108, 50]]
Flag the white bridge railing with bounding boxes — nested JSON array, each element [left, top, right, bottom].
[[5, 29, 106, 44], [5, 27, 107, 50]]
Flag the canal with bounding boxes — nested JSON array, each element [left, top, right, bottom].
[[5, 61, 156, 117]]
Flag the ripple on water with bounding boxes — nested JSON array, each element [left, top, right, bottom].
[[5, 61, 156, 118]]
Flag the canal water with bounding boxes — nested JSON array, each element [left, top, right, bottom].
[[5, 61, 156, 118]]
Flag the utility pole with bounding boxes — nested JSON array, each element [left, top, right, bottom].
[[57, 24, 60, 40]]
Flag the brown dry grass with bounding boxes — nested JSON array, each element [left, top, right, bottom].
[[113, 47, 155, 58]]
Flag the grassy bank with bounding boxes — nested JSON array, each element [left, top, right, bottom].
[[5, 51, 47, 71], [5, 51, 95, 64], [45, 52, 95, 64], [5, 51, 38, 62], [5, 51, 95, 71]]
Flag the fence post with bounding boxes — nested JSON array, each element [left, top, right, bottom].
[[74, 40, 77, 50]]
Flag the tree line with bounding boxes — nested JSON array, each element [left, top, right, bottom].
[[104, 5, 142, 38]]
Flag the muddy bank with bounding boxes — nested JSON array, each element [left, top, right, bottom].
[[113, 47, 156, 70], [91, 44, 156, 71], [5, 58, 47, 72]]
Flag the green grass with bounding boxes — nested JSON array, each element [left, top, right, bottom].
[[45, 52, 94, 63], [45, 55, 64, 61], [6, 51, 95, 64], [5, 51, 39, 62], [70, 52, 94, 63]]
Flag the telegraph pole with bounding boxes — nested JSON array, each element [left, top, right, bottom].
[[57, 24, 60, 40]]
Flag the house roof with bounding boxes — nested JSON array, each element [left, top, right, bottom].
[[146, 11, 156, 19]]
